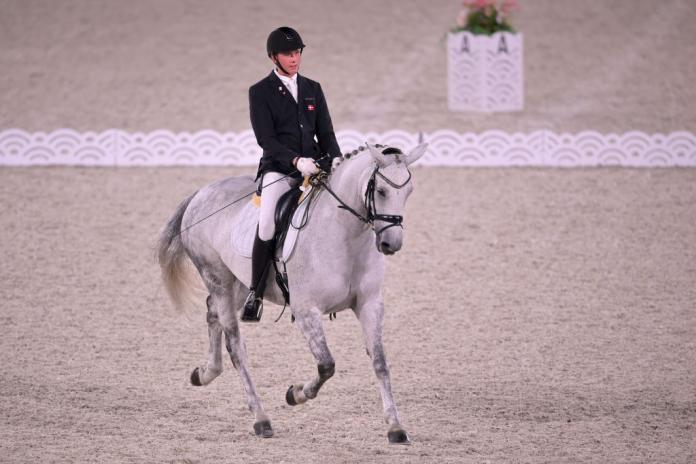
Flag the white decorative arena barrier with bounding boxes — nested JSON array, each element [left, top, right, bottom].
[[0, 129, 695, 167]]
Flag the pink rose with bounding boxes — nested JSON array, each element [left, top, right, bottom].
[[501, 0, 518, 14], [456, 9, 468, 27]]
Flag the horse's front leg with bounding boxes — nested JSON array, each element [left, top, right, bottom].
[[355, 299, 410, 445], [285, 306, 335, 406]]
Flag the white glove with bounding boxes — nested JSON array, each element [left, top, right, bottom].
[[332, 156, 343, 170], [296, 157, 320, 177]]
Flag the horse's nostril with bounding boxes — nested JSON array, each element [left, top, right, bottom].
[[381, 242, 391, 250]]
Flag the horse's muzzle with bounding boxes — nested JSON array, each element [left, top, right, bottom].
[[376, 236, 401, 255]]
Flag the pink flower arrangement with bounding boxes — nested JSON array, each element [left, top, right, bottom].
[[453, 0, 518, 35]]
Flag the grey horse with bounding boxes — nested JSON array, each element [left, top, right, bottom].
[[157, 143, 427, 444]]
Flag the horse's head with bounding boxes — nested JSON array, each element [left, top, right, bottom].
[[364, 143, 427, 255]]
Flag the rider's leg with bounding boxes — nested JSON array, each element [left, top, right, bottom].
[[241, 172, 294, 322], [240, 229, 275, 322]]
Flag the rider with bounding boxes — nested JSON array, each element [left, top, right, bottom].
[[241, 26, 342, 322]]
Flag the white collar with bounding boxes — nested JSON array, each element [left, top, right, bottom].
[[274, 68, 298, 85]]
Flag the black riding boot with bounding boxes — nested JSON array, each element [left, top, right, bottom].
[[240, 234, 275, 322]]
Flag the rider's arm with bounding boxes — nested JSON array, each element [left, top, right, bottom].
[[249, 85, 298, 172]]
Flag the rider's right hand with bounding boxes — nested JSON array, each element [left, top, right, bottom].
[[296, 157, 320, 177]]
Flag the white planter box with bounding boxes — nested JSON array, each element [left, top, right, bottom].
[[447, 31, 524, 112]]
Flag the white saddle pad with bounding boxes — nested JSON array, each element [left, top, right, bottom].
[[230, 185, 314, 263], [230, 201, 260, 258]]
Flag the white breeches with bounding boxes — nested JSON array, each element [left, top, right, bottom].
[[258, 172, 299, 241]]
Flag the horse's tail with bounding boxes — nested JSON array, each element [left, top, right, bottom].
[[156, 192, 204, 312]]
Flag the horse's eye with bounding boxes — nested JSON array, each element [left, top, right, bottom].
[[377, 188, 387, 197]]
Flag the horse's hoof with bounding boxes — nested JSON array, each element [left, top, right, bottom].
[[285, 385, 297, 406], [253, 420, 274, 438], [387, 428, 411, 445], [285, 384, 307, 406], [190, 367, 202, 386]]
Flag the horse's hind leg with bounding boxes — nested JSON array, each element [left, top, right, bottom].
[[217, 279, 273, 438], [286, 306, 335, 406], [190, 260, 273, 437], [190, 295, 223, 386]]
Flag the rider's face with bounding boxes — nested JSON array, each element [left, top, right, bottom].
[[272, 49, 302, 76]]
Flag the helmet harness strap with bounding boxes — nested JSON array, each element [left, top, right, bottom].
[[271, 49, 303, 77]]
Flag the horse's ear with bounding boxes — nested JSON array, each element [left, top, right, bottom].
[[367, 144, 392, 167], [406, 143, 428, 166]]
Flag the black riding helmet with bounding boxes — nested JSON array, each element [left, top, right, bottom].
[[266, 27, 305, 57]]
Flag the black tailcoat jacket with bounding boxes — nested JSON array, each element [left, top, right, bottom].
[[249, 71, 342, 180]]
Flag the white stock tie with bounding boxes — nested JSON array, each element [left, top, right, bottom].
[[286, 79, 297, 102]]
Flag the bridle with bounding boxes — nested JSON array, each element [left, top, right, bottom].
[[363, 167, 412, 235], [314, 161, 412, 240]]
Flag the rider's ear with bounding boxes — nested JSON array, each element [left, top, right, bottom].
[[405, 143, 428, 166], [367, 144, 392, 167]]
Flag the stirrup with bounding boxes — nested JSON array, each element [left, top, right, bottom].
[[240, 291, 263, 323]]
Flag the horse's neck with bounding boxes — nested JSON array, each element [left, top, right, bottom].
[[331, 155, 371, 200]]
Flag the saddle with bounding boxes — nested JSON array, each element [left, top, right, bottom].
[[231, 186, 307, 256], [230, 182, 315, 307], [273, 187, 303, 247]]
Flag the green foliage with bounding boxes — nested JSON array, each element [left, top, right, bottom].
[[451, 5, 516, 36]]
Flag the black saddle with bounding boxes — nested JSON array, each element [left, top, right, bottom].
[[273, 187, 303, 245], [263, 186, 302, 309]]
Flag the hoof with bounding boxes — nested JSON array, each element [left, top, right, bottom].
[[387, 428, 411, 445], [285, 384, 307, 406], [190, 367, 202, 386], [253, 420, 274, 438], [285, 385, 297, 406]]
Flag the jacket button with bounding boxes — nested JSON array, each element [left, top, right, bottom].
[[300, 124, 304, 128]]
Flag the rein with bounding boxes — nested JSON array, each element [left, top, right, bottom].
[[314, 160, 412, 237], [176, 155, 332, 236]]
